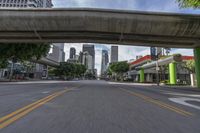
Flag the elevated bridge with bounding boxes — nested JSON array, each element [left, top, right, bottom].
[[0, 8, 199, 48]]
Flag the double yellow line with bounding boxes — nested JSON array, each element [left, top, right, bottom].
[[0, 89, 73, 129], [120, 88, 193, 117]]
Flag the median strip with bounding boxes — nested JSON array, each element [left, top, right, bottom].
[[0, 89, 73, 129], [120, 88, 193, 117]]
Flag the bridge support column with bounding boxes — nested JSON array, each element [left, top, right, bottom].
[[194, 48, 200, 88], [169, 62, 177, 85], [140, 69, 145, 83]]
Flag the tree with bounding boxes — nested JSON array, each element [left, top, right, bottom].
[[181, 60, 195, 73], [0, 43, 50, 81], [177, 0, 200, 8], [54, 62, 87, 80], [109, 61, 129, 81], [0, 59, 8, 69]]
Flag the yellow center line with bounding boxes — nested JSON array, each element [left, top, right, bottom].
[[120, 88, 193, 117], [0, 92, 59, 123], [0, 88, 73, 129]]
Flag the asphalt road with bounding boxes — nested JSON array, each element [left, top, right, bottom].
[[0, 80, 200, 133]]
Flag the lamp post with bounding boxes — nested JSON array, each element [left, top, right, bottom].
[[156, 60, 160, 86]]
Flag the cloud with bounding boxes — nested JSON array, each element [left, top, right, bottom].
[[53, 0, 200, 14], [170, 48, 193, 56], [118, 45, 150, 61]]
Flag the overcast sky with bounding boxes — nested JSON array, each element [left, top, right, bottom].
[[52, 0, 200, 74]]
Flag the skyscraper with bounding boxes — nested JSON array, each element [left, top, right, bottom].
[[49, 43, 65, 62], [111, 46, 118, 63], [82, 44, 95, 70], [101, 50, 109, 75], [69, 47, 76, 59], [0, 0, 53, 8], [78, 52, 83, 64]]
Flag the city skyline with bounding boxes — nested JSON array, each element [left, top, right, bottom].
[[64, 43, 194, 75]]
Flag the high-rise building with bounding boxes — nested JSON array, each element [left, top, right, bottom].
[[101, 50, 109, 75], [78, 52, 83, 64], [82, 51, 93, 70], [41, 0, 53, 8], [82, 44, 95, 70], [0, 0, 53, 8], [48, 43, 65, 62], [69, 47, 76, 59], [150, 47, 164, 60], [111, 46, 118, 63]]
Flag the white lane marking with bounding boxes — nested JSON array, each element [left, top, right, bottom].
[[42, 91, 50, 94], [163, 91, 200, 98], [169, 97, 200, 110], [108, 82, 155, 86]]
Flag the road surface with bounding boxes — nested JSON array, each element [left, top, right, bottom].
[[0, 80, 200, 133]]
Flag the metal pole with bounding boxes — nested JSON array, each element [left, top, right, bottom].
[[194, 48, 200, 88], [156, 60, 159, 86]]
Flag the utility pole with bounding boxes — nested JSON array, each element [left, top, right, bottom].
[[156, 60, 160, 86]]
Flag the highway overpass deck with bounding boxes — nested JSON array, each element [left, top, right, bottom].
[[0, 8, 199, 48]]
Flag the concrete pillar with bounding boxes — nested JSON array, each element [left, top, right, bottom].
[[140, 69, 145, 83], [194, 48, 200, 88], [190, 73, 196, 87], [169, 62, 177, 85], [146, 73, 151, 82]]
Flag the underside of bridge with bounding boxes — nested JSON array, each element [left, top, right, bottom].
[[0, 8, 199, 48], [0, 8, 200, 87]]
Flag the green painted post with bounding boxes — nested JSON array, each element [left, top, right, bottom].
[[194, 48, 200, 88], [140, 68, 145, 83], [169, 62, 177, 85]]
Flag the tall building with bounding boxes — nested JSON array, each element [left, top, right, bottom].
[[0, 0, 53, 8], [69, 47, 76, 59], [82, 44, 95, 70], [41, 0, 53, 8], [78, 52, 83, 64], [82, 51, 93, 70], [111, 46, 118, 63], [48, 43, 65, 62], [101, 50, 109, 75], [150, 47, 164, 61], [54, 43, 65, 62]]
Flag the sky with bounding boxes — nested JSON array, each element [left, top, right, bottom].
[[52, 0, 200, 74]]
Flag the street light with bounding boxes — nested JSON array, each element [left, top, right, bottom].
[[156, 60, 160, 86]]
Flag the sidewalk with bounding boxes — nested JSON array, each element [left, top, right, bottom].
[[158, 85, 200, 92], [0, 78, 40, 82], [108, 81, 200, 92]]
